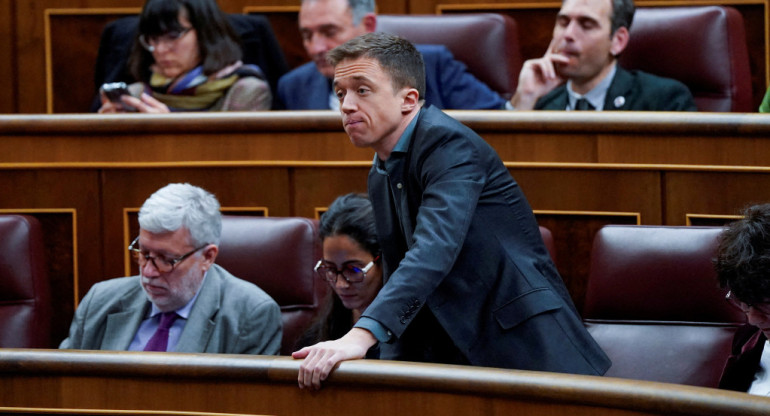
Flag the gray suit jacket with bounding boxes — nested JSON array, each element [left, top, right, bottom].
[[365, 106, 611, 375], [59, 264, 282, 355]]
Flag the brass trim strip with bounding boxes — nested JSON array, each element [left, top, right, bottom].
[[534, 210, 642, 225], [685, 213, 743, 226]]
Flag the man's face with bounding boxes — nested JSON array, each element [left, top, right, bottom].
[[137, 227, 210, 312], [730, 293, 770, 339], [299, 0, 370, 78], [551, 0, 621, 86], [333, 57, 410, 154]]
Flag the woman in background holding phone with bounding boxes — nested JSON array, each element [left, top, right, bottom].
[[98, 0, 271, 113]]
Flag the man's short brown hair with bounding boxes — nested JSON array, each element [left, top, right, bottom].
[[327, 32, 426, 99]]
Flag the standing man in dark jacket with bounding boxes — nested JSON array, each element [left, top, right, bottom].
[[293, 32, 610, 390]]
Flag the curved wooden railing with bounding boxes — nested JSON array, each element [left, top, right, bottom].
[[0, 349, 768, 416]]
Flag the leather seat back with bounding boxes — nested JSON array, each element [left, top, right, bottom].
[[377, 13, 523, 98], [216, 216, 327, 355], [0, 215, 52, 348], [584, 225, 745, 387], [619, 6, 752, 112]]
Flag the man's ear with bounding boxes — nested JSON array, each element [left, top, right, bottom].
[[201, 245, 219, 270], [401, 88, 420, 113], [610, 26, 629, 57], [362, 13, 377, 33]]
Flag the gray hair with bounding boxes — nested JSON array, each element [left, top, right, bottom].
[[138, 183, 222, 246], [348, 0, 375, 26], [301, 0, 375, 26]]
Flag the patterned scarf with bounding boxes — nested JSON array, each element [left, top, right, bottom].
[[146, 61, 264, 111]]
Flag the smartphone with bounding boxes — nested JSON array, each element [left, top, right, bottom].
[[101, 82, 131, 102], [100, 82, 137, 111]]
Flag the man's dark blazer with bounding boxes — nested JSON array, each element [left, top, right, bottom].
[[364, 105, 611, 375], [277, 44, 506, 110], [719, 324, 766, 392], [535, 65, 697, 111], [91, 14, 289, 110]]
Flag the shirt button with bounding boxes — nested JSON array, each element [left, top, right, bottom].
[[396, 183, 403, 189]]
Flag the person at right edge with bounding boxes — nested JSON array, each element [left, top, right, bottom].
[[716, 203, 770, 394], [292, 32, 611, 390]]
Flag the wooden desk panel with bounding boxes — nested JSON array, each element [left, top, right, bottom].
[[1, 111, 769, 346]]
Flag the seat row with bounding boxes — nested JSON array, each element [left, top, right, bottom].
[[92, 5, 753, 113], [1, 214, 745, 388]]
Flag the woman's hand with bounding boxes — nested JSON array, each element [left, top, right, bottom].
[[122, 93, 170, 113], [292, 328, 376, 390]]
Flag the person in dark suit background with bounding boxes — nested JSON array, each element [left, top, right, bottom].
[[511, 0, 696, 111], [60, 183, 282, 354], [715, 203, 770, 394], [277, 0, 507, 110], [292, 32, 610, 390]]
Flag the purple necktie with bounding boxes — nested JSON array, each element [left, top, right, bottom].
[[143, 311, 179, 352]]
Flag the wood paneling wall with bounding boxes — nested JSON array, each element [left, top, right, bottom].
[[2, 0, 767, 113], [1, 111, 769, 346]]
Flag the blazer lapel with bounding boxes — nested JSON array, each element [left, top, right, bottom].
[[174, 266, 222, 353], [604, 67, 633, 110], [102, 290, 149, 350]]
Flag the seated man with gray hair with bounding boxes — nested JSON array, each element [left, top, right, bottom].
[[60, 183, 282, 354]]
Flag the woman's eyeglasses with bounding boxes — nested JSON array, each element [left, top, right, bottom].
[[314, 255, 380, 284], [138, 27, 193, 52]]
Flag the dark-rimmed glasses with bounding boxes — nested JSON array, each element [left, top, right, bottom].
[[128, 236, 207, 273], [725, 290, 770, 315], [138, 27, 193, 53], [314, 255, 380, 284]]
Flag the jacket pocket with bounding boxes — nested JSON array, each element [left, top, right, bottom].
[[494, 288, 563, 330]]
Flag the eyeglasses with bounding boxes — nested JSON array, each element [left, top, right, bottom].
[[725, 291, 770, 315], [314, 255, 380, 284], [128, 236, 207, 273], [138, 27, 193, 52]]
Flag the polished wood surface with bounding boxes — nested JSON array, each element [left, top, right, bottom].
[[0, 349, 768, 415], [1, 111, 769, 346], [2, 111, 770, 164]]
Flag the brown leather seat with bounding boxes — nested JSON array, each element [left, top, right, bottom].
[[619, 6, 752, 112], [0, 215, 52, 348], [377, 13, 523, 99], [584, 225, 745, 387], [216, 216, 328, 355]]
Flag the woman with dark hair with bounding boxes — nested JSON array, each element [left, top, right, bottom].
[[716, 203, 770, 394], [296, 193, 382, 355], [98, 0, 270, 113]]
